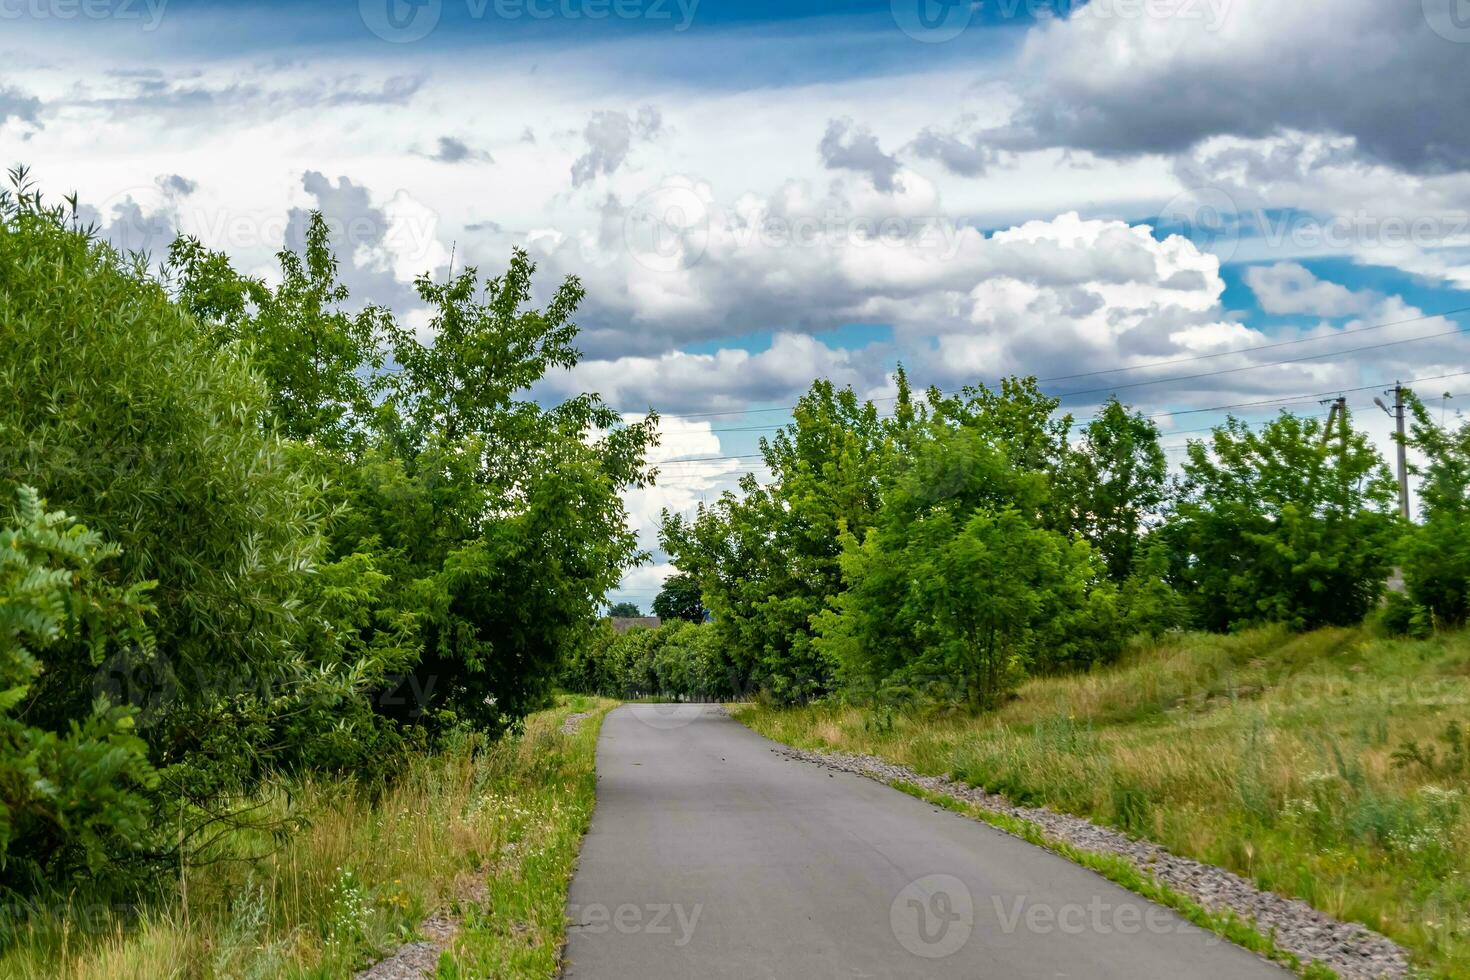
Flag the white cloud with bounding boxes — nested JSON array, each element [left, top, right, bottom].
[[999, 0, 1469, 174], [1245, 263, 1376, 318]]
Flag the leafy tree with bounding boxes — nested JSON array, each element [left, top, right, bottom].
[[608, 602, 643, 618], [560, 621, 733, 701], [652, 572, 705, 622], [1399, 395, 1470, 626], [170, 212, 394, 452], [172, 213, 658, 734], [662, 373, 914, 702], [1163, 410, 1399, 631], [924, 376, 1074, 527], [817, 420, 1112, 705], [1065, 398, 1168, 582]]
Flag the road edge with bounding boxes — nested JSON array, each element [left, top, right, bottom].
[[740, 727, 1411, 980]]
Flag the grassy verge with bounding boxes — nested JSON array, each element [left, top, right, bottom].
[[733, 626, 1470, 978], [0, 694, 616, 980]]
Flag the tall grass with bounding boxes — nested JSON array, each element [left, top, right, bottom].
[[735, 628, 1470, 978], [0, 695, 616, 979]]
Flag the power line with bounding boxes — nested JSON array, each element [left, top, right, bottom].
[[1143, 369, 1470, 420], [1052, 325, 1467, 401], [700, 325, 1468, 434], [628, 304, 1470, 423], [640, 370, 1470, 473]]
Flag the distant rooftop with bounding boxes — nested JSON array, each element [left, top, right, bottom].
[[609, 616, 662, 633]]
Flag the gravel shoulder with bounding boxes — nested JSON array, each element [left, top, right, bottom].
[[768, 741, 1410, 980]]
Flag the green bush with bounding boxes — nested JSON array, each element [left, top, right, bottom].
[[1401, 395, 1470, 628], [0, 177, 334, 797], [0, 487, 159, 899]]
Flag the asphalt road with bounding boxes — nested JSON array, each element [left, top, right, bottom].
[[562, 704, 1289, 979]]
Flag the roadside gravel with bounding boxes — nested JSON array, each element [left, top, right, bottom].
[[354, 913, 458, 980], [561, 711, 594, 734], [771, 743, 1411, 980]]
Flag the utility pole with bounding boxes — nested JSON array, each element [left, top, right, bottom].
[[1318, 396, 1346, 448], [1375, 383, 1411, 520], [1393, 383, 1410, 520]]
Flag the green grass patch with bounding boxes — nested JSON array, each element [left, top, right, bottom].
[[0, 695, 616, 980]]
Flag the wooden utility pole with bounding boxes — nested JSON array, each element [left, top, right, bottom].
[[1375, 384, 1412, 519], [1319, 396, 1347, 448], [1393, 383, 1410, 520]]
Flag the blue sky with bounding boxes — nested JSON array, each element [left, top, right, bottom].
[[3, 0, 1469, 606]]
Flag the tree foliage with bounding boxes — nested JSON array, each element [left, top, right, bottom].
[[1162, 410, 1399, 631], [0, 488, 159, 898], [0, 170, 655, 903], [661, 374, 915, 701], [652, 572, 705, 623], [1400, 396, 1470, 627]]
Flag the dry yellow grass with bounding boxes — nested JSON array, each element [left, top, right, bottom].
[[1, 696, 616, 980]]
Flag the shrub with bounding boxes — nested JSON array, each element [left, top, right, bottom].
[[0, 177, 327, 793], [0, 488, 159, 899]]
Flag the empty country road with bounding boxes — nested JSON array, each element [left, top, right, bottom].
[[562, 704, 1289, 980]]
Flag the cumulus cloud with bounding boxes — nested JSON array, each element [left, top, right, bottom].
[[571, 106, 662, 187], [819, 117, 901, 192], [285, 171, 450, 313], [77, 194, 180, 260], [156, 173, 197, 197], [995, 0, 1470, 174], [546, 333, 876, 415], [1245, 263, 1377, 317], [909, 119, 998, 177], [1168, 134, 1470, 286], [0, 83, 42, 128], [422, 135, 492, 164]]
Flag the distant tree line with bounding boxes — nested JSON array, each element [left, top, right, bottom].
[[568, 369, 1469, 708]]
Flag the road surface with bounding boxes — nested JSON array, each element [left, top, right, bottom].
[[562, 704, 1288, 979]]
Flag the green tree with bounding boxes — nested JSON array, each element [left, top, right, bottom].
[[608, 602, 642, 618], [170, 212, 394, 452], [172, 215, 658, 734], [1164, 410, 1398, 631], [651, 572, 705, 622], [817, 419, 1111, 705], [662, 373, 913, 701], [1400, 395, 1470, 626], [1065, 398, 1168, 582], [0, 173, 336, 793]]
